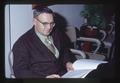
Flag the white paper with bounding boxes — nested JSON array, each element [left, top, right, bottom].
[[62, 59, 108, 78], [61, 69, 93, 78], [73, 59, 107, 70]]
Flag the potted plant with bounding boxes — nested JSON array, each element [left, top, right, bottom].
[[80, 4, 107, 28]]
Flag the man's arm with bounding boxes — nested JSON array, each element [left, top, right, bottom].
[[12, 40, 45, 78], [13, 42, 37, 78], [59, 31, 76, 71]]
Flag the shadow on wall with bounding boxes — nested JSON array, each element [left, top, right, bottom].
[[54, 12, 72, 48], [53, 12, 70, 46], [54, 12, 73, 47], [54, 12, 68, 33], [54, 12, 77, 61]]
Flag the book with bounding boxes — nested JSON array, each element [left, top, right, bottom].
[[61, 59, 107, 78]]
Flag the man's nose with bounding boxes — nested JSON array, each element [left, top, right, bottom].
[[46, 24, 52, 29]]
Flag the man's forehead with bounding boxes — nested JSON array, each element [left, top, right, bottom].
[[37, 13, 53, 18], [36, 13, 54, 22]]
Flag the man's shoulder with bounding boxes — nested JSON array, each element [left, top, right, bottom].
[[21, 28, 34, 38], [13, 28, 35, 46]]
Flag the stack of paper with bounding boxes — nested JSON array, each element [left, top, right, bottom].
[[62, 59, 107, 78]]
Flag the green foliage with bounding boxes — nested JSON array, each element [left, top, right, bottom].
[[80, 4, 107, 28]]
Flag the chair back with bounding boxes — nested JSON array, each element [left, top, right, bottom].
[[65, 25, 78, 49], [65, 25, 77, 43], [8, 51, 15, 78]]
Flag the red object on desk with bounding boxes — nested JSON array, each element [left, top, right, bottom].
[[80, 26, 99, 52]]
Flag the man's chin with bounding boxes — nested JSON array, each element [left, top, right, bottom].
[[44, 33, 50, 36]]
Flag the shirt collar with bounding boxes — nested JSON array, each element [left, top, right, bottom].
[[35, 28, 52, 42]]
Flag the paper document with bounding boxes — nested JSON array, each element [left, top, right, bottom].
[[73, 59, 107, 70], [62, 59, 107, 78], [61, 69, 93, 78]]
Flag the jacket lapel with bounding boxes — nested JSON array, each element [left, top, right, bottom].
[[30, 28, 57, 59]]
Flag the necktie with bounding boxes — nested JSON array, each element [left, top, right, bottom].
[[45, 37, 56, 55]]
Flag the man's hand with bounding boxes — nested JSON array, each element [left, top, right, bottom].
[[66, 62, 74, 71], [46, 74, 60, 78]]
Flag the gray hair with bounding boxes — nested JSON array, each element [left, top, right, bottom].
[[33, 7, 54, 18]]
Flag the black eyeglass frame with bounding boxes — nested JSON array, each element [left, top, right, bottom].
[[35, 18, 55, 27]]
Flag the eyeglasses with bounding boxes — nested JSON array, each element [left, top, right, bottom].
[[35, 18, 55, 27]]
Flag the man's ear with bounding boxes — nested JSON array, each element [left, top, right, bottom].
[[33, 18, 37, 25]]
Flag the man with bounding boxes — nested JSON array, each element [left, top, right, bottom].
[[12, 7, 76, 78]]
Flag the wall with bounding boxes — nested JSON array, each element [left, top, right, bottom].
[[49, 4, 85, 29], [5, 4, 33, 78]]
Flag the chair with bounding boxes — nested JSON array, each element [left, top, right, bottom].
[[65, 25, 77, 49], [92, 24, 115, 59], [70, 48, 86, 59], [83, 25, 114, 60], [8, 50, 15, 78], [65, 25, 105, 60], [99, 30, 107, 41], [101, 24, 115, 59]]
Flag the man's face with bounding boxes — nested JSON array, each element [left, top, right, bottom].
[[34, 13, 55, 36]]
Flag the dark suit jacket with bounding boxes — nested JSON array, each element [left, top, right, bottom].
[[12, 27, 75, 78]]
